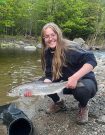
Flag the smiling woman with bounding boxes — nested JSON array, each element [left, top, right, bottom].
[[43, 33, 57, 40], [39, 22, 98, 124], [42, 27, 58, 49]]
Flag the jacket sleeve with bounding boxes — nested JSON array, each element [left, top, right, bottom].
[[82, 51, 97, 68], [66, 49, 97, 68]]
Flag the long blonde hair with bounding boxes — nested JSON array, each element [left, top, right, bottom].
[[41, 22, 69, 80]]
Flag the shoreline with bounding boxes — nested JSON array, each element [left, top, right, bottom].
[[0, 51, 105, 135], [0, 37, 105, 51]]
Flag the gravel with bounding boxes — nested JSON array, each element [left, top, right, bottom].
[[0, 52, 105, 135]]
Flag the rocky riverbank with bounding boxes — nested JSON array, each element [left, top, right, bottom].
[[0, 37, 105, 51], [0, 51, 105, 135]]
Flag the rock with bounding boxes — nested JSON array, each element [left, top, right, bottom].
[[73, 37, 85, 45], [24, 46, 36, 51], [96, 115, 105, 124], [1, 50, 105, 135], [18, 41, 25, 45], [73, 38, 90, 50], [37, 43, 42, 49]]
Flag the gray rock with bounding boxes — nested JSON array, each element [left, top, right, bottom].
[[96, 115, 105, 124]]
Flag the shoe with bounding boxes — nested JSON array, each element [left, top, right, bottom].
[[77, 104, 89, 124], [46, 99, 67, 114]]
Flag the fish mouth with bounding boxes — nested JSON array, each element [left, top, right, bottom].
[[7, 92, 21, 97]]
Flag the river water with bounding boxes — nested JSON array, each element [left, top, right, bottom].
[[0, 48, 43, 105], [0, 49, 105, 105]]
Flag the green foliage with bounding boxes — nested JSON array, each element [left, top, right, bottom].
[[0, 0, 105, 41]]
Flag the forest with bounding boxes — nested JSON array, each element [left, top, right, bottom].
[[0, 0, 105, 45]]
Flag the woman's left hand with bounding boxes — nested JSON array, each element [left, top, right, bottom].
[[66, 76, 78, 89]]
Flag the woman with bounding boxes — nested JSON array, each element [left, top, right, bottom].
[[26, 22, 97, 124]]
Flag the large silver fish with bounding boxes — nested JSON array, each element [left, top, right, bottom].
[[8, 81, 84, 97]]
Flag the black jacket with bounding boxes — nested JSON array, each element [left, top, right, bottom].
[[44, 46, 97, 84]]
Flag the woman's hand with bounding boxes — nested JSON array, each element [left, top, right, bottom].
[[24, 90, 32, 97], [24, 78, 52, 97], [44, 78, 52, 83], [66, 76, 78, 89], [66, 63, 94, 89]]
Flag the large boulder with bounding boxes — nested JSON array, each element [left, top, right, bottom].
[[73, 38, 90, 50]]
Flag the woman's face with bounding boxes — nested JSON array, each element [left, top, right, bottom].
[[43, 27, 58, 49]]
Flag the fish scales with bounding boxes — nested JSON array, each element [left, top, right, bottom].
[[8, 81, 84, 97]]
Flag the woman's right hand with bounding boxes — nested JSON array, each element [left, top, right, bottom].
[[24, 79, 52, 97], [44, 78, 52, 83], [24, 90, 32, 97]]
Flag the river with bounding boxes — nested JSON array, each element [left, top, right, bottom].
[[0, 48, 43, 105], [0, 49, 105, 105]]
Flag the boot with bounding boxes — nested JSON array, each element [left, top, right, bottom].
[[77, 104, 89, 124], [46, 99, 67, 114]]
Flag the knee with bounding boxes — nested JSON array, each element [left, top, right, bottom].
[[73, 88, 90, 100]]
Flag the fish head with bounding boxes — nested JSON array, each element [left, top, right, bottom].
[[8, 84, 33, 97]]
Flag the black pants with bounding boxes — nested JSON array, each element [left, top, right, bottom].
[[48, 79, 97, 107]]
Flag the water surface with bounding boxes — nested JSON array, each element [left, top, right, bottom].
[[0, 48, 42, 105]]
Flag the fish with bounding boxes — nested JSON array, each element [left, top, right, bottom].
[[8, 81, 84, 97]]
